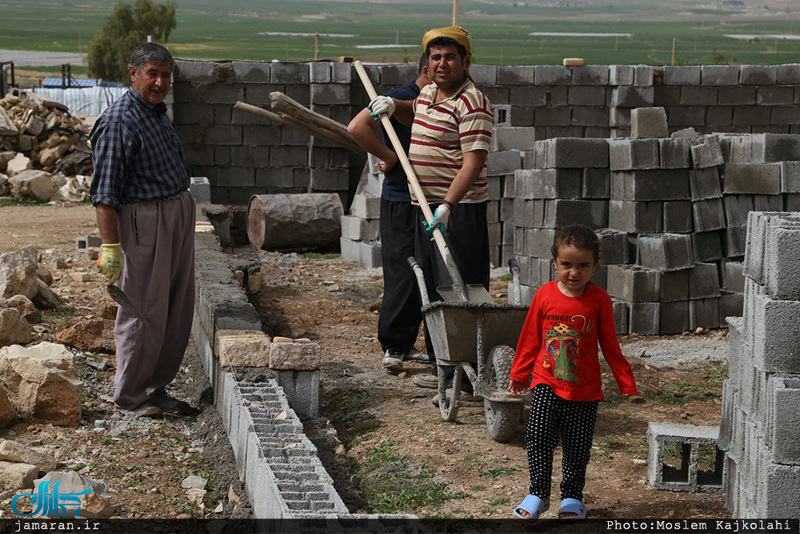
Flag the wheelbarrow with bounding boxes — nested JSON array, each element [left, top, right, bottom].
[[409, 258, 531, 443]]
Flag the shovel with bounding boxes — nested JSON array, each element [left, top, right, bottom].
[[107, 284, 137, 315], [353, 60, 493, 304]]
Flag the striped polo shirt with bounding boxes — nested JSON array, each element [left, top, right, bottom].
[[408, 78, 494, 204]]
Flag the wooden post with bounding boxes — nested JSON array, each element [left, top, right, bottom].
[[672, 37, 676, 66], [452, 0, 459, 26], [314, 33, 319, 61]]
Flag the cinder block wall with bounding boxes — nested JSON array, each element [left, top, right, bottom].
[[719, 212, 800, 518], [172, 61, 800, 206]]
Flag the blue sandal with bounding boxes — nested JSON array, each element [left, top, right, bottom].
[[513, 495, 549, 520], [558, 498, 588, 520]]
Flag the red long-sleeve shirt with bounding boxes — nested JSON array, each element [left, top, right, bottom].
[[510, 281, 638, 401]]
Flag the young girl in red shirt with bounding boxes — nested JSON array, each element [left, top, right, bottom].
[[511, 224, 638, 520]]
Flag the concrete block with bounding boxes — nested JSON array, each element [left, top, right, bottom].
[[647, 423, 723, 493], [609, 65, 635, 86], [339, 237, 360, 263], [663, 201, 694, 234], [662, 65, 702, 86], [690, 296, 721, 329], [693, 230, 724, 262], [631, 107, 668, 139], [681, 86, 718, 106], [660, 301, 690, 334], [723, 163, 781, 195], [568, 86, 607, 106], [190, 177, 211, 204], [629, 301, 660, 335], [215, 330, 270, 367], [611, 169, 690, 201], [659, 137, 691, 169], [750, 292, 800, 373], [526, 169, 581, 199], [597, 228, 629, 265], [612, 299, 629, 334], [786, 194, 800, 211], [717, 86, 756, 106], [359, 240, 382, 269], [492, 127, 537, 151], [757, 86, 794, 106], [270, 62, 310, 84], [541, 138, 609, 168], [770, 376, 800, 465], [689, 167, 723, 200], [606, 265, 660, 302], [780, 161, 800, 193], [611, 87, 654, 107], [753, 194, 783, 212], [542, 199, 607, 229], [718, 292, 743, 327], [690, 136, 725, 169], [661, 269, 690, 302], [763, 464, 800, 517], [75, 234, 102, 253], [571, 65, 609, 85], [351, 194, 381, 219], [608, 200, 662, 234], [581, 168, 610, 199], [274, 369, 320, 420], [527, 228, 557, 258], [638, 233, 694, 271], [487, 150, 522, 176], [634, 65, 654, 86], [701, 65, 739, 86], [340, 215, 379, 241], [763, 213, 800, 301], [692, 198, 727, 232], [534, 65, 571, 85], [721, 260, 745, 293], [688, 262, 721, 300], [740, 64, 778, 85], [609, 138, 660, 170], [723, 195, 754, 227]]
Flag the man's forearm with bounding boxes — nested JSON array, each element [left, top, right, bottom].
[[445, 150, 488, 204], [95, 204, 120, 244], [348, 108, 397, 163]]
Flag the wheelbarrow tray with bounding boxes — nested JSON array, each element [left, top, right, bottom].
[[421, 299, 528, 367]]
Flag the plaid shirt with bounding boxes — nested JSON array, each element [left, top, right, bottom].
[[90, 89, 189, 209]]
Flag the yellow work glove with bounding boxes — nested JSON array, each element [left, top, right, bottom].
[[97, 243, 123, 284]]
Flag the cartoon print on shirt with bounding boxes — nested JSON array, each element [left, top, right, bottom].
[[544, 323, 581, 381]]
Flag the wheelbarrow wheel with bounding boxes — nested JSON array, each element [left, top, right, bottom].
[[484, 345, 520, 443], [437, 363, 461, 421]]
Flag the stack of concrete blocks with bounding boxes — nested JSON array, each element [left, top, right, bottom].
[[718, 211, 800, 519], [655, 64, 800, 136], [487, 145, 526, 269], [172, 59, 353, 204], [339, 161, 382, 269], [513, 109, 800, 334]]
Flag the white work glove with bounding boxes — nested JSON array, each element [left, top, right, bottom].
[[423, 204, 451, 240], [368, 96, 396, 121]]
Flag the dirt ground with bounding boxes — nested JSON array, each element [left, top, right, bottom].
[[0, 204, 731, 522]]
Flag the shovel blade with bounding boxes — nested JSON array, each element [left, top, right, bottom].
[[107, 285, 137, 314], [436, 284, 495, 304]]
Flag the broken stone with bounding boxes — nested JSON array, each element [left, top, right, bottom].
[[0, 389, 18, 428], [0, 245, 42, 300], [269, 339, 321, 371], [0, 307, 31, 347], [85, 357, 109, 372], [36, 264, 53, 286], [0, 342, 82, 427], [69, 271, 93, 283], [0, 107, 18, 136], [214, 329, 270, 367], [55, 317, 105, 352], [33, 471, 113, 518], [0, 151, 14, 172], [0, 461, 37, 491], [185, 487, 210, 508], [0, 440, 59, 474], [5, 153, 31, 175], [2, 294, 40, 323], [181, 475, 207, 490], [10, 169, 57, 202]]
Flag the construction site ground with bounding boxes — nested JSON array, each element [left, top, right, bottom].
[[0, 203, 731, 521]]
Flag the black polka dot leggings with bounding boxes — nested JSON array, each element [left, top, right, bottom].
[[526, 383, 599, 502]]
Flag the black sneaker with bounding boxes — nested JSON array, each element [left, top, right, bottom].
[[382, 349, 404, 372]]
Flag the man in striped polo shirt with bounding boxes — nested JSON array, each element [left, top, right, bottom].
[[369, 25, 495, 395]]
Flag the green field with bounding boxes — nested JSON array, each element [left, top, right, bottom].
[[2, 0, 800, 67]]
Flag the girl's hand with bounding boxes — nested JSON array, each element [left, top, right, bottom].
[[509, 380, 527, 396]]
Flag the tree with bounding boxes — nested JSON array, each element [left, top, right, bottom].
[[87, 0, 177, 83]]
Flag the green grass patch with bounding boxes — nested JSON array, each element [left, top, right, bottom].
[[0, 196, 48, 207], [320, 386, 380, 444], [491, 273, 513, 282], [357, 440, 465, 514]]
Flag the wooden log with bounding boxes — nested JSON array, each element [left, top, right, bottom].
[[268, 91, 363, 152], [233, 100, 363, 153], [247, 193, 344, 251]]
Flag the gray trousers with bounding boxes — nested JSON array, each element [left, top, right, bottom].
[[114, 190, 196, 411]]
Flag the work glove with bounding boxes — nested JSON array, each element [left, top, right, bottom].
[[423, 204, 451, 240], [97, 243, 123, 285], [368, 96, 395, 121]]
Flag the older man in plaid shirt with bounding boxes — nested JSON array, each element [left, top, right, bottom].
[[90, 42, 197, 418]]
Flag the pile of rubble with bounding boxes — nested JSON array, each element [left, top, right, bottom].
[[0, 90, 93, 202]]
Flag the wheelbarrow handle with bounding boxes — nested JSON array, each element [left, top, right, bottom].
[[407, 256, 431, 307]]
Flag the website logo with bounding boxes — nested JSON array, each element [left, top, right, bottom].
[[10, 481, 92, 518]]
